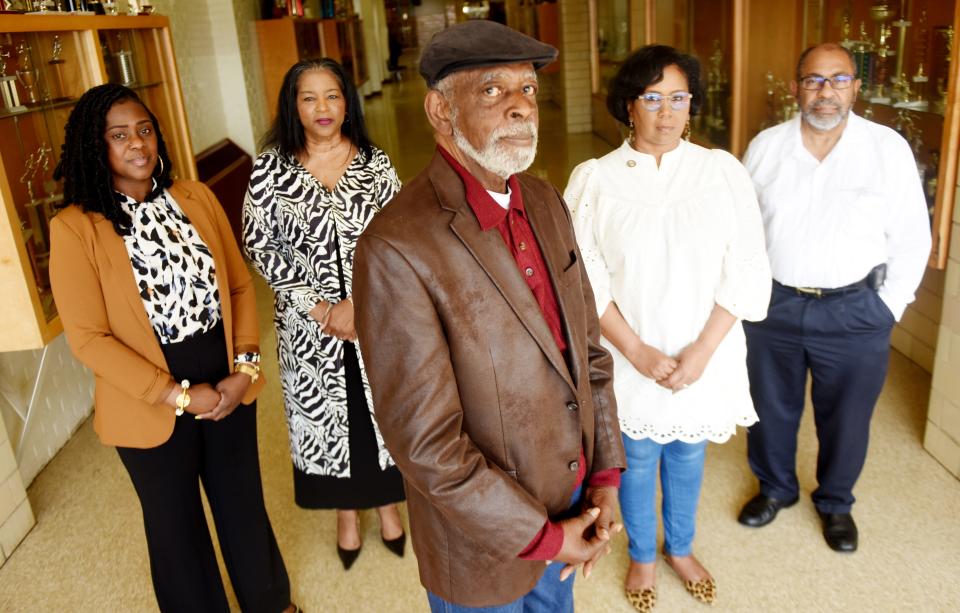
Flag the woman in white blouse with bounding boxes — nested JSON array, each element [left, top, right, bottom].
[[565, 45, 771, 612]]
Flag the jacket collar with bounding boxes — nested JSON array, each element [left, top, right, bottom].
[[428, 153, 576, 393]]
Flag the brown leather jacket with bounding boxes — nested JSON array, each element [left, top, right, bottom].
[[353, 154, 625, 607]]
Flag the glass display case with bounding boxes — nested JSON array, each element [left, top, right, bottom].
[[650, 0, 734, 148], [590, 0, 959, 268], [590, 0, 644, 145], [0, 15, 196, 351], [764, 0, 959, 267], [828, 0, 957, 267]]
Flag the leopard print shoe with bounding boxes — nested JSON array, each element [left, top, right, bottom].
[[683, 577, 717, 605], [625, 586, 657, 612]]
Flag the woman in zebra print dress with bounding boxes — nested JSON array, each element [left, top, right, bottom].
[[243, 58, 405, 569]]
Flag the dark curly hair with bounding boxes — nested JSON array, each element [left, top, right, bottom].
[[606, 45, 704, 126], [261, 57, 374, 164], [54, 83, 173, 235]]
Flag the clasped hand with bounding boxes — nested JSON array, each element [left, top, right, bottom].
[[630, 341, 713, 393], [164, 372, 251, 421], [310, 299, 356, 341], [554, 486, 622, 581]]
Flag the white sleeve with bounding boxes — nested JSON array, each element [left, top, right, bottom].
[[713, 152, 772, 322], [564, 160, 612, 315], [877, 137, 932, 320]]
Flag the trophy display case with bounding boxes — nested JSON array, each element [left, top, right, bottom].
[[650, 0, 734, 149], [734, 0, 959, 268], [826, 0, 957, 267], [0, 15, 195, 351], [589, 0, 645, 146], [589, 0, 960, 268]]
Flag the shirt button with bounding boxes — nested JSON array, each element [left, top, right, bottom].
[[626, 160, 637, 167], [568, 460, 579, 472], [525, 267, 534, 277], [566, 401, 579, 412], [519, 241, 527, 251]]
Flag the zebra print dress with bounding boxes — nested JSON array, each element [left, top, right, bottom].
[[243, 146, 401, 491]]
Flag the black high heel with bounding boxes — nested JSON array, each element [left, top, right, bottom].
[[337, 544, 361, 570], [337, 511, 361, 570], [381, 531, 406, 558]]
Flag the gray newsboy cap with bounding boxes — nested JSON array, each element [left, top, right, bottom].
[[419, 20, 559, 87]]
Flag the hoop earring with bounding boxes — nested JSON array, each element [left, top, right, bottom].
[[682, 120, 691, 141], [156, 155, 165, 176]]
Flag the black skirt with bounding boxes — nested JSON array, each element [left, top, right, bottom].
[[292, 341, 405, 509]]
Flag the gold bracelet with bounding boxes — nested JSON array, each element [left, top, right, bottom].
[[175, 379, 191, 416], [235, 362, 260, 383]]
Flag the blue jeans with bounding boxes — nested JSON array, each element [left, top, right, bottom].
[[426, 485, 583, 613], [619, 435, 708, 563]]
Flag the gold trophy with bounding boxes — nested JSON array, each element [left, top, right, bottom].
[[849, 22, 875, 93], [47, 35, 68, 101], [15, 40, 39, 105], [910, 10, 930, 110], [934, 25, 953, 115], [871, 24, 893, 103], [891, 0, 911, 92], [704, 40, 728, 143], [0, 45, 26, 113], [893, 71, 918, 107]]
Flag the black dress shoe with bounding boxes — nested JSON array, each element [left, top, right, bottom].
[[337, 544, 361, 570], [737, 493, 799, 527], [818, 512, 858, 552], [382, 531, 406, 558]]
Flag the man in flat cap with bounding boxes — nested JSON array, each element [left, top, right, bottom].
[[353, 19, 626, 612]]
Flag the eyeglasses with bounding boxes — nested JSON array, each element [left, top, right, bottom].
[[799, 74, 856, 91], [637, 92, 693, 112]]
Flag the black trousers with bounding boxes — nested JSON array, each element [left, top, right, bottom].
[[116, 323, 290, 613], [743, 283, 894, 514]]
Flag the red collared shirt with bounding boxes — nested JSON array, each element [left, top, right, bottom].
[[436, 146, 567, 353], [437, 146, 620, 561]]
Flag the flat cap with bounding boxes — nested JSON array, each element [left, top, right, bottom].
[[419, 20, 558, 87]]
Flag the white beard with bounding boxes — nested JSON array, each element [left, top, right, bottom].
[[451, 117, 538, 180], [802, 99, 848, 131]]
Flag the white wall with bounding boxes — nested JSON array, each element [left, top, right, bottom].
[[0, 334, 94, 486]]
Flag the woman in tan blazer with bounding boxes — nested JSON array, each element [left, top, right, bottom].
[[49, 83, 296, 613]]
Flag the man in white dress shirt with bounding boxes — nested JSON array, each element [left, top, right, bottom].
[[737, 43, 931, 552]]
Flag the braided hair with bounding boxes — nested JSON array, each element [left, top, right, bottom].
[[54, 83, 173, 235]]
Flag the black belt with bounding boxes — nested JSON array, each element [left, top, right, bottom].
[[775, 264, 886, 299]]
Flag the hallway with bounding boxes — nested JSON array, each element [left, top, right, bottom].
[[0, 74, 958, 613]]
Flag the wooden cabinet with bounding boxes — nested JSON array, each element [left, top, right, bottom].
[[256, 16, 368, 119], [0, 15, 195, 351], [589, 0, 960, 268]]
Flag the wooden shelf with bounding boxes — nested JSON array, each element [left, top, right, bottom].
[[0, 97, 77, 121]]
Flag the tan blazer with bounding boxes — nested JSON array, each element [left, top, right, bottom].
[[353, 154, 626, 607], [49, 180, 265, 449]]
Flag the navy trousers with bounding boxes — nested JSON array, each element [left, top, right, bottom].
[[743, 282, 894, 514]]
